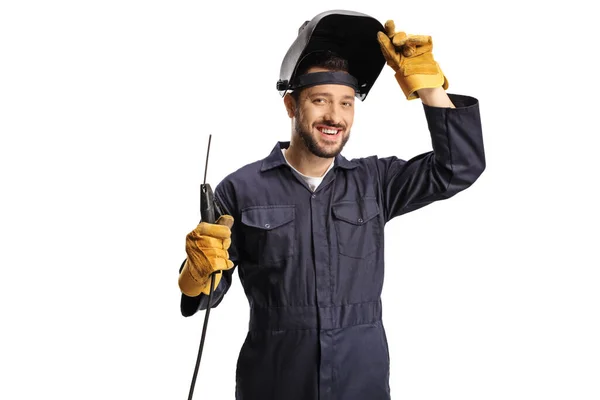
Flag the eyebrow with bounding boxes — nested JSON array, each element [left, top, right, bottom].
[[309, 92, 355, 100]]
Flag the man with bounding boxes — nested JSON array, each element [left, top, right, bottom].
[[178, 10, 485, 400]]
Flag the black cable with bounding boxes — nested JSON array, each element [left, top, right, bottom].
[[187, 271, 218, 400]]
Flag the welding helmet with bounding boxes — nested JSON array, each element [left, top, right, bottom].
[[276, 10, 386, 101]]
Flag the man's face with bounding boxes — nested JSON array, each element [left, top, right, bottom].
[[292, 69, 355, 158]]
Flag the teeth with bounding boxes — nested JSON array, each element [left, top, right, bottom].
[[321, 128, 338, 135]]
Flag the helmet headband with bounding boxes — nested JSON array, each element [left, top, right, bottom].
[[290, 71, 358, 92]]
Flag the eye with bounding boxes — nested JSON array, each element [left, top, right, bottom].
[[313, 98, 326, 104], [342, 101, 353, 107]]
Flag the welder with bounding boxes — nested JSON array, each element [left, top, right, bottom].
[[178, 9, 485, 400]]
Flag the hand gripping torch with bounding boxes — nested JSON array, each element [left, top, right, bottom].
[[187, 134, 224, 400]]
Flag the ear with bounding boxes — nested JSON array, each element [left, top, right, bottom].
[[283, 93, 295, 119]]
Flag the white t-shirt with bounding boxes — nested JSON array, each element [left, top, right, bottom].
[[282, 148, 334, 192]]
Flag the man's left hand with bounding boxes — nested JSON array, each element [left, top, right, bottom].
[[377, 20, 449, 100]]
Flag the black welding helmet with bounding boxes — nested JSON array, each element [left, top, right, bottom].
[[276, 10, 386, 101]]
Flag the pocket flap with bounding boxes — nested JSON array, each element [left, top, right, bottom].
[[332, 198, 380, 225], [241, 205, 295, 230]]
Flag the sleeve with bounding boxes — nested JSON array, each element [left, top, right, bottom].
[[179, 179, 241, 317], [377, 93, 486, 223]]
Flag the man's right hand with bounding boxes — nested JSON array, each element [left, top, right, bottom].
[[179, 215, 234, 297]]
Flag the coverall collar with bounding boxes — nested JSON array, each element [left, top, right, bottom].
[[260, 141, 358, 172]]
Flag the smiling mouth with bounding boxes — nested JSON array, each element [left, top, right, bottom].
[[316, 125, 342, 136]]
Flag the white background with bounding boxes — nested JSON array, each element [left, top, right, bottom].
[[1, 1, 599, 399]]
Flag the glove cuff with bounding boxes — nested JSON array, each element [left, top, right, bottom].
[[178, 259, 210, 297], [394, 67, 449, 100], [198, 272, 222, 295]]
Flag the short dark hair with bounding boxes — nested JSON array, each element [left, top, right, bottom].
[[290, 51, 349, 102]]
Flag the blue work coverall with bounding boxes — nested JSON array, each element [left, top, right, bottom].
[[180, 94, 486, 399]]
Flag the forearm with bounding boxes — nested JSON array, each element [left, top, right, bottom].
[[423, 94, 485, 190], [417, 87, 455, 108]]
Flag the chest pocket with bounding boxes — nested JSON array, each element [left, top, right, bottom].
[[332, 198, 381, 259], [240, 205, 295, 266]]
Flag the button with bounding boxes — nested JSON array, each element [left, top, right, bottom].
[[264, 223, 270, 228], [357, 218, 363, 223], [311, 194, 316, 199]]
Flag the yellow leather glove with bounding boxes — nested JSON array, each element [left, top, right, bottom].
[[178, 215, 234, 297], [377, 20, 448, 100]]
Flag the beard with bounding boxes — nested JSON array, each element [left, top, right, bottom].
[[294, 107, 350, 158]]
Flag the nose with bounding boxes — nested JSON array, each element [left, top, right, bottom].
[[323, 102, 342, 125]]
